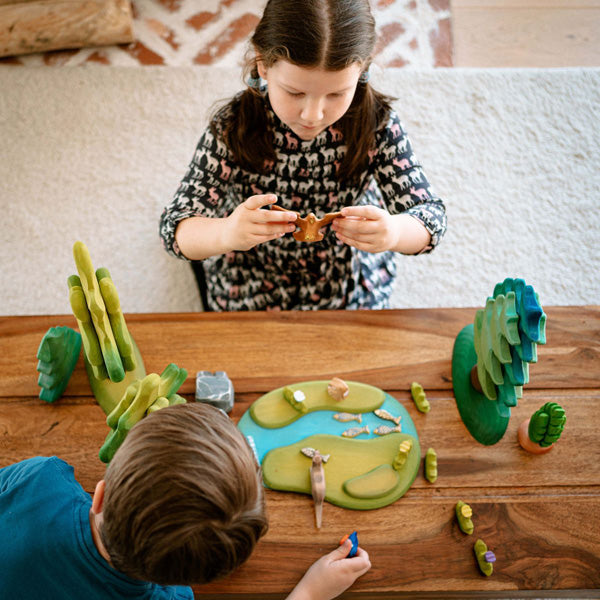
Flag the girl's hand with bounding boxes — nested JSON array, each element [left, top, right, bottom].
[[332, 206, 400, 253], [225, 194, 297, 251], [333, 206, 432, 255], [286, 539, 371, 600]]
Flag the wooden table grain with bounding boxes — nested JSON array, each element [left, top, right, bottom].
[[1, 307, 599, 598]]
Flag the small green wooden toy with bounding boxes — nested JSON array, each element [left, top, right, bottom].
[[452, 278, 546, 445], [455, 501, 474, 534], [392, 439, 413, 470], [99, 363, 187, 463], [518, 402, 566, 454], [68, 241, 146, 414], [36, 326, 82, 403], [424, 447, 438, 483], [411, 382, 430, 413], [474, 538, 495, 576], [283, 386, 309, 414]]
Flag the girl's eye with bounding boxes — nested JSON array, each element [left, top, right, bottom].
[[287, 91, 304, 97], [328, 93, 343, 98]]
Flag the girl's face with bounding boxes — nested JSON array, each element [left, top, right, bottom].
[[257, 59, 362, 141]]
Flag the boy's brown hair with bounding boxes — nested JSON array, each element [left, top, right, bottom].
[[100, 403, 268, 585]]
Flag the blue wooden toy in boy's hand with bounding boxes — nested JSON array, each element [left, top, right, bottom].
[[339, 531, 359, 558]]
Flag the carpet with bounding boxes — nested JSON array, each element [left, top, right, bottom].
[[0, 66, 598, 315]]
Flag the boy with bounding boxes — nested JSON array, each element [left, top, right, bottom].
[[0, 403, 370, 599]]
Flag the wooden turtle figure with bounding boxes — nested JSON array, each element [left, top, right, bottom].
[[271, 204, 342, 242]]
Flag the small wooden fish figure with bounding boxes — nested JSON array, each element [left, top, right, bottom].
[[310, 451, 326, 529], [341, 425, 370, 438], [374, 409, 402, 426], [333, 412, 362, 423], [301, 447, 331, 463], [373, 424, 402, 436]]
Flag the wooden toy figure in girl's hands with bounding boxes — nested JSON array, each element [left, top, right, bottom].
[[159, 0, 447, 311]]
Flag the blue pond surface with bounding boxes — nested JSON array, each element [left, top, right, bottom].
[[238, 393, 418, 464]]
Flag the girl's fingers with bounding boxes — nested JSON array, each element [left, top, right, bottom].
[[341, 205, 383, 220], [335, 231, 374, 251], [244, 194, 278, 210]]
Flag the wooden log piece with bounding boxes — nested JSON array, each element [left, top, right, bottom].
[[0, 0, 134, 58]]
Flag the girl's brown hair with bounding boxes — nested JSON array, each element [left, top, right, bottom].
[[101, 403, 268, 585], [214, 0, 394, 184]]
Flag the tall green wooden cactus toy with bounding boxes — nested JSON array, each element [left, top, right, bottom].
[[99, 364, 187, 463], [68, 241, 147, 415], [452, 278, 547, 445], [66, 242, 189, 462]]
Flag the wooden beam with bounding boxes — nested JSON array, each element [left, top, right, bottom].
[[0, 0, 134, 58]]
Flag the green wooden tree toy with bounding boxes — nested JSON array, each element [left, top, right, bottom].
[[99, 364, 187, 463], [518, 402, 566, 454], [66, 241, 189, 462], [452, 278, 547, 445], [36, 326, 82, 403], [68, 240, 147, 415]]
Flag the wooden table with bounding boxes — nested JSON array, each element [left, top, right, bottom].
[[1, 307, 599, 598]]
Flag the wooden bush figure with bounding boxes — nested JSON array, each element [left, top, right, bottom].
[[452, 278, 546, 445], [36, 326, 82, 403], [518, 402, 566, 454]]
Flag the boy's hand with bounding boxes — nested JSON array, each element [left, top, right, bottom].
[[224, 194, 297, 251], [287, 539, 371, 600], [332, 206, 400, 253]]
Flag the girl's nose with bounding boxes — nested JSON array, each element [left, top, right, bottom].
[[301, 98, 324, 122]]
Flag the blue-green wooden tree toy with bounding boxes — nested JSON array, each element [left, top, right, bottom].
[[452, 278, 547, 445]]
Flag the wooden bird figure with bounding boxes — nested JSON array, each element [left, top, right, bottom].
[[271, 205, 342, 242], [310, 451, 326, 528]]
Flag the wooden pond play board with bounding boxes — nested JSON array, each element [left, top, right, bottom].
[[237, 380, 421, 510]]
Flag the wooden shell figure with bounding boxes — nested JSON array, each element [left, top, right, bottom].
[[271, 204, 342, 242], [310, 451, 326, 529]]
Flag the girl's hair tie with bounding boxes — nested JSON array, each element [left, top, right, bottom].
[[359, 69, 370, 84], [247, 75, 262, 88]]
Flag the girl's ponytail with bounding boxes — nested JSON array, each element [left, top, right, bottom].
[[210, 66, 276, 175], [338, 80, 394, 184]]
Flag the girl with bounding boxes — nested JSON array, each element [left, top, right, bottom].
[[159, 0, 447, 311]]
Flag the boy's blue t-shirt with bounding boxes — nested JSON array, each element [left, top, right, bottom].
[[0, 456, 193, 600]]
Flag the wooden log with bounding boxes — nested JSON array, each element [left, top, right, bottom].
[[0, 0, 134, 58]]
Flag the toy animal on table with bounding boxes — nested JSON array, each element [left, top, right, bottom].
[[270, 204, 342, 242], [452, 277, 547, 445]]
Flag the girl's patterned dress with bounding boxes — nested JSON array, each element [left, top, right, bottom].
[[160, 94, 447, 311]]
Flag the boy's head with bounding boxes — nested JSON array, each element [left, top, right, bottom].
[[98, 402, 268, 585]]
